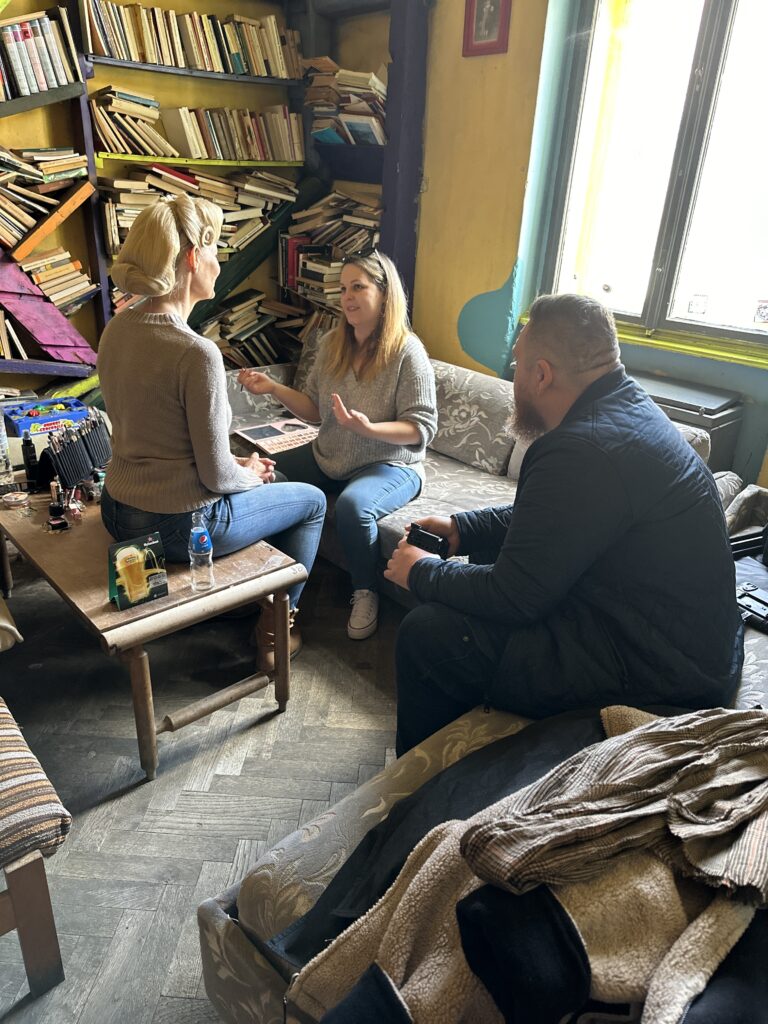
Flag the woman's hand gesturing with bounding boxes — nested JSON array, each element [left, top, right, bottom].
[[238, 369, 274, 396], [331, 393, 372, 437]]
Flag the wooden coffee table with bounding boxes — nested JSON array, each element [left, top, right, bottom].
[[0, 498, 308, 779]]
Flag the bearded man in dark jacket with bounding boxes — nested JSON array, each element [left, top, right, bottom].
[[385, 293, 744, 756]]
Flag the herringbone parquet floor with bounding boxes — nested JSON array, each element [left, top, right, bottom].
[[0, 554, 403, 1023]]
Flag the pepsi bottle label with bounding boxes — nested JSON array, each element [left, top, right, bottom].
[[190, 527, 213, 554]]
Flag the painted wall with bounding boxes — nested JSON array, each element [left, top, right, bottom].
[[412, 0, 548, 374]]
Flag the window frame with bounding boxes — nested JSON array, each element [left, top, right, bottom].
[[542, 0, 764, 348]]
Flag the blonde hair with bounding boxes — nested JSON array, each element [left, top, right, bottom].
[[325, 250, 411, 381], [111, 194, 223, 297]]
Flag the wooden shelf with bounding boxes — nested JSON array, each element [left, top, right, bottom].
[[0, 359, 95, 378], [95, 153, 303, 168], [313, 142, 385, 184], [84, 55, 304, 89], [0, 83, 86, 121]]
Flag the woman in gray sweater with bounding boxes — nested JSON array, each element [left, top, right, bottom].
[[239, 249, 437, 639], [98, 195, 326, 671]]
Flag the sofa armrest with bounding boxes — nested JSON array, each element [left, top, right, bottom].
[[235, 707, 530, 945]]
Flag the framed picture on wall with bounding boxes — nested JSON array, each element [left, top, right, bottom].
[[463, 0, 512, 57]]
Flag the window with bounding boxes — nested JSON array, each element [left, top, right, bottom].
[[549, 0, 768, 342]]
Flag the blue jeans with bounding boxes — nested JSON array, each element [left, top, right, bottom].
[[274, 446, 422, 591], [101, 483, 326, 607]]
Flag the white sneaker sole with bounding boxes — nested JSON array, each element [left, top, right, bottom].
[[347, 618, 378, 640]]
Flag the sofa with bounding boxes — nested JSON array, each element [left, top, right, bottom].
[[226, 340, 714, 605], [198, 349, 768, 1023]]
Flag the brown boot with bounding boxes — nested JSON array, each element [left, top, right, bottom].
[[254, 599, 302, 674]]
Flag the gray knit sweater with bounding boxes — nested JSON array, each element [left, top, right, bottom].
[[97, 309, 260, 513], [304, 333, 437, 481]]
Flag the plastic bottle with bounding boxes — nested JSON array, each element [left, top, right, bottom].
[[91, 469, 105, 502], [0, 416, 13, 495], [188, 511, 214, 592], [21, 430, 39, 493]]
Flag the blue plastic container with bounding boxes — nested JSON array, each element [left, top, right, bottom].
[[3, 398, 90, 437]]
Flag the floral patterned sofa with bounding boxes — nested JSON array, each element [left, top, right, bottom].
[[226, 343, 713, 607]]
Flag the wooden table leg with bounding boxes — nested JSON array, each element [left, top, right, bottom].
[[122, 645, 159, 780], [5, 851, 64, 996], [273, 589, 290, 713], [0, 531, 13, 599]]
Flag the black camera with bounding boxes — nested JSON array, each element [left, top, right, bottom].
[[407, 523, 450, 559]]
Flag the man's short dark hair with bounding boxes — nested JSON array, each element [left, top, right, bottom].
[[527, 294, 620, 375]]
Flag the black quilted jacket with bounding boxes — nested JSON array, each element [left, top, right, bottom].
[[409, 368, 744, 715]]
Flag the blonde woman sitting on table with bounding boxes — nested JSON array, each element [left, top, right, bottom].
[[97, 194, 326, 671], [239, 248, 437, 639]]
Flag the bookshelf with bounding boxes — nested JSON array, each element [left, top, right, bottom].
[[0, 2, 327, 382], [0, 357, 94, 377], [94, 154, 304, 168], [0, 82, 85, 119], [296, 0, 428, 309], [84, 53, 303, 89]]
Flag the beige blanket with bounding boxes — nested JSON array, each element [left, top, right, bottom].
[[285, 706, 762, 1024]]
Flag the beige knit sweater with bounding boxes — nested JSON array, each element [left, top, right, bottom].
[[98, 309, 260, 513], [303, 333, 437, 481]]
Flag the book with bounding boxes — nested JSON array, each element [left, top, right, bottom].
[[11, 180, 95, 261]]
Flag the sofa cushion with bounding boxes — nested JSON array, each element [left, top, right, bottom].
[[429, 360, 517, 475], [675, 422, 711, 464], [0, 698, 71, 869], [226, 365, 295, 433], [293, 327, 325, 394]]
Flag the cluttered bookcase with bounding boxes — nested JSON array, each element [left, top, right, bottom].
[[0, 0, 429, 383]]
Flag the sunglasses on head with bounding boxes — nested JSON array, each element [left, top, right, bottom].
[[341, 247, 385, 273]]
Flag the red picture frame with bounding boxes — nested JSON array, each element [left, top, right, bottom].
[[462, 0, 512, 58]]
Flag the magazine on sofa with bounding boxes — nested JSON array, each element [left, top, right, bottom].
[[233, 418, 319, 456]]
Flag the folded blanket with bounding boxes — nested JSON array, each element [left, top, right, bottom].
[[461, 706, 768, 905]]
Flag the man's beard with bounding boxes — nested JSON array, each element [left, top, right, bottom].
[[509, 395, 547, 445]]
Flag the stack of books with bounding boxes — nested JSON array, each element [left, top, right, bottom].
[[99, 164, 298, 259], [110, 285, 144, 315], [201, 293, 340, 369], [0, 8, 82, 100], [90, 86, 180, 159], [284, 186, 381, 259], [15, 147, 89, 184], [0, 150, 92, 249], [198, 288, 281, 369], [90, 86, 303, 163], [295, 255, 343, 309], [0, 169, 52, 248], [82, 4, 302, 79], [17, 247, 100, 317], [305, 58, 387, 147], [0, 310, 29, 360], [160, 104, 303, 162]]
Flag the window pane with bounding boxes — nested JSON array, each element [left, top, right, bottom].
[[555, 0, 704, 316], [669, 1, 768, 335]]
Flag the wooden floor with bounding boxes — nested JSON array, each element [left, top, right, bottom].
[[0, 554, 403, 1023]]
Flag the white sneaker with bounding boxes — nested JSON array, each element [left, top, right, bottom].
[[348, 589, 379, 640]]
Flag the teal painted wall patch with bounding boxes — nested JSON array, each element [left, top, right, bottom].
[[457, 264, 518, 376]]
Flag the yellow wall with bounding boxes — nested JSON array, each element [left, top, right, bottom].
[[413, 0, 548, 372], [335, 11, 390, 74]]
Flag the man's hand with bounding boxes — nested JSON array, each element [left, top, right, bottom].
[[331, 393, 372, 437], [410, 515, 460, 557], [235, 453, 276, 482], [238, 369, 274, 396], [384, 534, 436, 591]]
